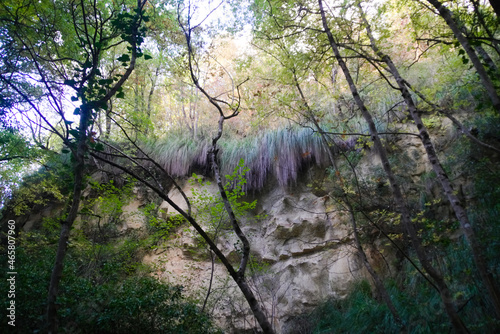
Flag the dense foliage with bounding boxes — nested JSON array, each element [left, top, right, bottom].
[[1, 0, 500, 333], [0, 192, 219, 333]]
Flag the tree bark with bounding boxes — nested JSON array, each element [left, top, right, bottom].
[[105, 100, 112, 140], [318, 1, 469, 332], [424, 0, 500, 113], [475, 44, 498, 73]]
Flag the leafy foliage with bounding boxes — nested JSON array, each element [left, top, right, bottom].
[[0, 206, 219, 334], [0, 128, 45, 208], [2, 153, 72, 217], [303, 245, 500, 334], [145, 202, 186, 247]]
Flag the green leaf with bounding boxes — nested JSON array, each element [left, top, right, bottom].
[[117, 54, 130, 62], [95, 143, 104, 151], [98, 79, 112, 85], [144, 54, 152, 60], [69, 129, 79, 138], [116, 91, 125, 99], [71, 96, 79, 102]]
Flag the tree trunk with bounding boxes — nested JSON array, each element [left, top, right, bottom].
[[318, 1, 469, 332], [401, 82, 500, 153], [45, 2, 144, 327], [294, 74, 404, 328], [425, 0, 500, 113], [359, 5, 500, 319], [476, 44, 498, 73], [209, 115, 274, 333], [105, 100, 112, 140], [46, 106, 90, 333], [470, 0, 500, 56]]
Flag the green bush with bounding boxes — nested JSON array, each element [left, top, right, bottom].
[[0, 232, 219, 334], [303, 242, 500, 334]]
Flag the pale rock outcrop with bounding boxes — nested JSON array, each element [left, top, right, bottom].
[[141, 175, 364, 333]]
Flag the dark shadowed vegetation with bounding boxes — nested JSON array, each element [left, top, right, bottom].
[[1, 0, 500, 332], [0, 199, 220, 334]]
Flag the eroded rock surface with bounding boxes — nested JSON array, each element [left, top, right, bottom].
[[142, 175, 365, 333]]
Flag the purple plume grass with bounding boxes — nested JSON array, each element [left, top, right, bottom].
[[143, 127, 357, 191]]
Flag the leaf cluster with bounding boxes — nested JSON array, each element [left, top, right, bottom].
[[0, 229, 220, 334]]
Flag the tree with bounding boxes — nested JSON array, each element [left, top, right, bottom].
[[422, 0, 500, 113], [80, 1, 275, 332], [358, 0, 500, 319], [317, 0, 469, 331], [0, 0, 148, 331], [250, 15, 405, 326], [173, 3, 274, 331]]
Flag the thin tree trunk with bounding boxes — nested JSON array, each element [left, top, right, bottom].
[[318, 1, 469, 332], [294, 73, 404, 328], [209, 115, 274, 333], [144, 66, 159, 135], [470, 0, 500, 56], [401, 81, 500, 154], [359, 4, 500, 318], [424, 0, 500, 113], [475, 45, 498, 73], [46, 106, 90, 333], [105, 100, 112, 140], [45, 1, 145, 328], [202, 251, 216, 312]]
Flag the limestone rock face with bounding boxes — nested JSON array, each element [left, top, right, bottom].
[[120, 144, 435, 333], [143, 175, 364, 334]]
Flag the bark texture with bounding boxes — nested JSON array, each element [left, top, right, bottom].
[[46, 106, 90, 333]]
